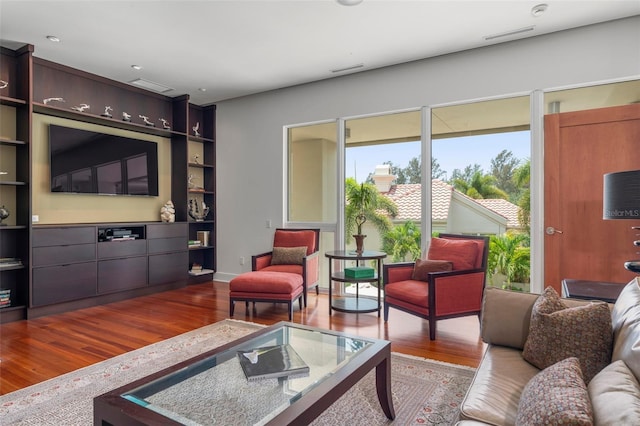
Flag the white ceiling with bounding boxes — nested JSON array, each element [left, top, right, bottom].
[[1, 1, 639, 106]]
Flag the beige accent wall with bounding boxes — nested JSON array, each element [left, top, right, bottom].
[[32, 114, 172, 224]]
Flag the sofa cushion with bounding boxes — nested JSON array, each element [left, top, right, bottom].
[[427, 237, 478, 270], [270, 246, 307, 265], [611, 277, 640, 380], [588, 359, 640, 425], [516, 357, 593, 425], [229, 271, 303, 294], [411, 259, 452, 281], [459, 345, 540, 425], [522, 287, 612, 383]]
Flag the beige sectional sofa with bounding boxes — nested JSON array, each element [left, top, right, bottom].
[[458, 278, 640, 425]]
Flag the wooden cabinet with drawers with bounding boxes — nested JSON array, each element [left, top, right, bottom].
[[29, 222, 188, 318]]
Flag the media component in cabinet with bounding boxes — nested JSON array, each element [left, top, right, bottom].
[[325, 250, 386, 316], [97, 225, 147, 294]]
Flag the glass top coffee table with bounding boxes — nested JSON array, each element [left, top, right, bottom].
[[93, 321, 395, 425]]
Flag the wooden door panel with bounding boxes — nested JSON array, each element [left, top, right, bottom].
[[544, 104, 640, 293]]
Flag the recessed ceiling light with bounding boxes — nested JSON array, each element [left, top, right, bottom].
[[531, 4, 548, 17], [46, 35, 60, 42], [336, 0, 364, 6], [198, 88, 207, 92], [131, 65, 143, 70]]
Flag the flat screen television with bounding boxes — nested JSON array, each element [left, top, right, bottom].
[[49, 124, 159, 196]]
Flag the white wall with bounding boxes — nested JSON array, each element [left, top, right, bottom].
[[215, 17, 640, 281]]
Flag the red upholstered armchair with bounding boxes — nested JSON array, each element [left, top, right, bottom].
[[383, 233, 489, 340], [252, 228, 320, 307]]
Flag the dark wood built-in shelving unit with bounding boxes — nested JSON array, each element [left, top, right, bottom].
[[0, 44, 216, 322]]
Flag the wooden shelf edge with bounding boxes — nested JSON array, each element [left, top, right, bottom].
[[187, 190, 213, 195], [0, 96, 27, 106], [188, 245, 214, 251], [187, 162, 214, 169], [0, 225, 28, 230], [0, 181, 27, 186], [33, 103, 181, 138], [188, 135, 215, 143], [0, 137, 27, 146]]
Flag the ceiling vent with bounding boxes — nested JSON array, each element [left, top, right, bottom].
[[128, 78, 174, 93], [484, 26, 535, 41]]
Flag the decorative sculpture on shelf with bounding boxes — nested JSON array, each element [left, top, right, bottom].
[[139, 115, 155, 126], [159, 118, 170, 130], [160, 200, 175, 223], [192, 154, 200, 164], [192, 121, 200, 137], [71, 103, 90, 112], [188, 199, 209, 222], [101, 106, 113, 118], [0, 80, 8, 89], [0, 205, 9, 226], [122, 112, 132, 122], [43, 97, 65, 105]]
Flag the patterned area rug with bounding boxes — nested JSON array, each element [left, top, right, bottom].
[[0, 319, 475, 425]]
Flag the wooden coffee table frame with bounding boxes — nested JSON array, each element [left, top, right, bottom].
[[93, 321, 395, 425]]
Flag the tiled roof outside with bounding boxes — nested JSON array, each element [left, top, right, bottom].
[[475, 198, 522, 228], [382, 179, 522, 228]]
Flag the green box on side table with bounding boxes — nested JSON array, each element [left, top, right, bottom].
[[344, 266, 375, 278]]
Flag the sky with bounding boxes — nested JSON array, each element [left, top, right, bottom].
[[346, 131, 531, 183]]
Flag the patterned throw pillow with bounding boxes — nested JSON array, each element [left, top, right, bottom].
[[270, 246, 307, 265], [516, 357, 593, 425], [411, 259, 453, 281], [522, 287, 612, 383]]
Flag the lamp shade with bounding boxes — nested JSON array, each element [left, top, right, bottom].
[[603, 170, 640, 220]]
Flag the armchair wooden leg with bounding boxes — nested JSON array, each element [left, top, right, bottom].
[[383, 303, 389, 322], [303, 287, 308, 307], [429, 321, 437, 340], [230, 300, 235, 316]]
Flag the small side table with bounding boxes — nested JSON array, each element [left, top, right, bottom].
[[325, 250, 386, 316], [561, 279, 625, 304]]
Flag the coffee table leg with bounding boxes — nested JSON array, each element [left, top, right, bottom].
[[375, 354, 395, 419]]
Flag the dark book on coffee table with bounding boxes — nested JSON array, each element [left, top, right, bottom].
[[238, 344, 309, 381]]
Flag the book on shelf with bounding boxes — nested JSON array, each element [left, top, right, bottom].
[[188, 240, 202, 248], [188, 268, 214, 276], [0, 258, 22, 267], [237, 344, 309, 382]]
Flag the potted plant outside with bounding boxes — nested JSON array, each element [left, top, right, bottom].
[[345, 178, 397, 254]]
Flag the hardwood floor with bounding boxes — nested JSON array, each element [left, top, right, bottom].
[[0, 281, 485, 395]]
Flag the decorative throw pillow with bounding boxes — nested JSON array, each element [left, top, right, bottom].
[[270, 246, 307, 265], [516, 357, 593, 426], [522, 287, 612, 383], [427, 237, 478, 270], [411, 259, 453, 281]]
